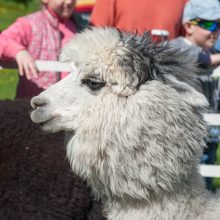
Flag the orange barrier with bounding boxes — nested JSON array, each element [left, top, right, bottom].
[[75, 0, 96, 13]]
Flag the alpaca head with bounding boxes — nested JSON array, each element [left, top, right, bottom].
[[31, 27, 208, 202]]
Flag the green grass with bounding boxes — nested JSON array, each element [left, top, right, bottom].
[[212, 144, 220, 190], [0, 69, 18, 99], [0, 0, 40, 30], [0, 0, 39, 100]]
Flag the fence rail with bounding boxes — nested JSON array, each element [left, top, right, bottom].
[[0, 60, 72, 72], [203, 113, 220, 126], [200, 165, 220, 178], [1, 60, 220, 76], [1, 60, 220, 178], [212, 66, 220, 77]]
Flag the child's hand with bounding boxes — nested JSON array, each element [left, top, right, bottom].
[[15, 50, 38, 79]]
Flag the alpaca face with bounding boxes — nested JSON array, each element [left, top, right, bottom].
[[31, 68, 106, 132], [31, 27, 209, 201], [31, 27, 207, 133], [31, 28, 145, 132]]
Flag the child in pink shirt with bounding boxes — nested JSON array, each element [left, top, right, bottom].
[[0, 0, 85, 98]]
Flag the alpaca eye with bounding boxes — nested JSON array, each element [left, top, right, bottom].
[[82, 78, 105, 91]]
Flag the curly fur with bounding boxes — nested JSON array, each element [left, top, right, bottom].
[[0, 99, 105, 220], [30, 27, 220, 220]]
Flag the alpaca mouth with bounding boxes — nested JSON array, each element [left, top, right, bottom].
[[31, 109, 69, 132], [31, 109, 54, 125], [39, 118, 56, 131], [37, 115, 60, 132], [39, 118, 53, 127]]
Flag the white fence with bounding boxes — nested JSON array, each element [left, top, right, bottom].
[[212, 65, 220, 77], [1, 60, 220, 178], [0, 60, 72, 72], [1, 60, 220, 78], [203, 113, 220, 126], [200, 165, 220, 178]]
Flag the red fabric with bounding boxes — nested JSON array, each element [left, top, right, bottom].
[[91, 0, 188, 40], [75, 5, 94, 13]]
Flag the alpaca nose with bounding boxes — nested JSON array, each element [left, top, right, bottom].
[[31, 96, 49, 110]]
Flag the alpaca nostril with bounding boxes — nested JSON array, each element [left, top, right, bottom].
[[31, 96, 49, 110]]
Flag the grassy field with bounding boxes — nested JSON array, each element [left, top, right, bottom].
[[213, 145, 220, 190], [0, 0, 40, 30], [0, 69, 18, 99], [0, 0, 39, 100]]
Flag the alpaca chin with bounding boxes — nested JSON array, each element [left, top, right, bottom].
[[39, 118, 59, 133]]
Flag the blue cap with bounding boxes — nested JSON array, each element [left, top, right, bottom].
[[183, 0, 220, 23]]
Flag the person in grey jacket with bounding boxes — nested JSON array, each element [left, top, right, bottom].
[[170, 0, 220, 106], [170, 0, 220, 67], [170, 0, 220, 191]]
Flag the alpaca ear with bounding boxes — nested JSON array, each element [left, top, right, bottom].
[[60, 47, 79, 63], [166, 75, 209, 109], [59, 39, 81, 65], [59, 46, 81, 74], [182, 87, 209, 109]]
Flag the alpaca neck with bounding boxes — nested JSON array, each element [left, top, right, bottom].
[[105, 185, 210, 220], [103, 173, 210, 220]]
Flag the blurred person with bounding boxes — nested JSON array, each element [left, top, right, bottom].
[[170, 0, 220, 106], [90, 0, 188, 40], [0, 0, 87, 99], [170, 0, 220, 191]]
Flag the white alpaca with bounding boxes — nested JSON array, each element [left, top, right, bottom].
[[31, 27, 220, 220]]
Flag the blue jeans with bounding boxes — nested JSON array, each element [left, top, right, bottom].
[[201, 142, 217, 191]]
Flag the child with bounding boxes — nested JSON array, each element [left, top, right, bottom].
[[170, 0, 220, 105], [170, 0, 220, 191], [0, 0, 87, 98]]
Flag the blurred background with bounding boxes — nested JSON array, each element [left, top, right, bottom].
[[1, 0, 220, 191], [0, 0, 95, 100]]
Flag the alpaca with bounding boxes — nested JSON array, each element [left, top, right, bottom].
[[30, 27, 220, 220], [0, 99, 105, 220]]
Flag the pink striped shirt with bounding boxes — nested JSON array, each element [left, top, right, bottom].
[[0, 8, 76, 98]]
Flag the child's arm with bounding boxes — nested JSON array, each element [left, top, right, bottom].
[[197, 52, 220, 68], [210, 53, 220, 66], [0, 17, 38, 79], [15, 50, 38, 79]]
